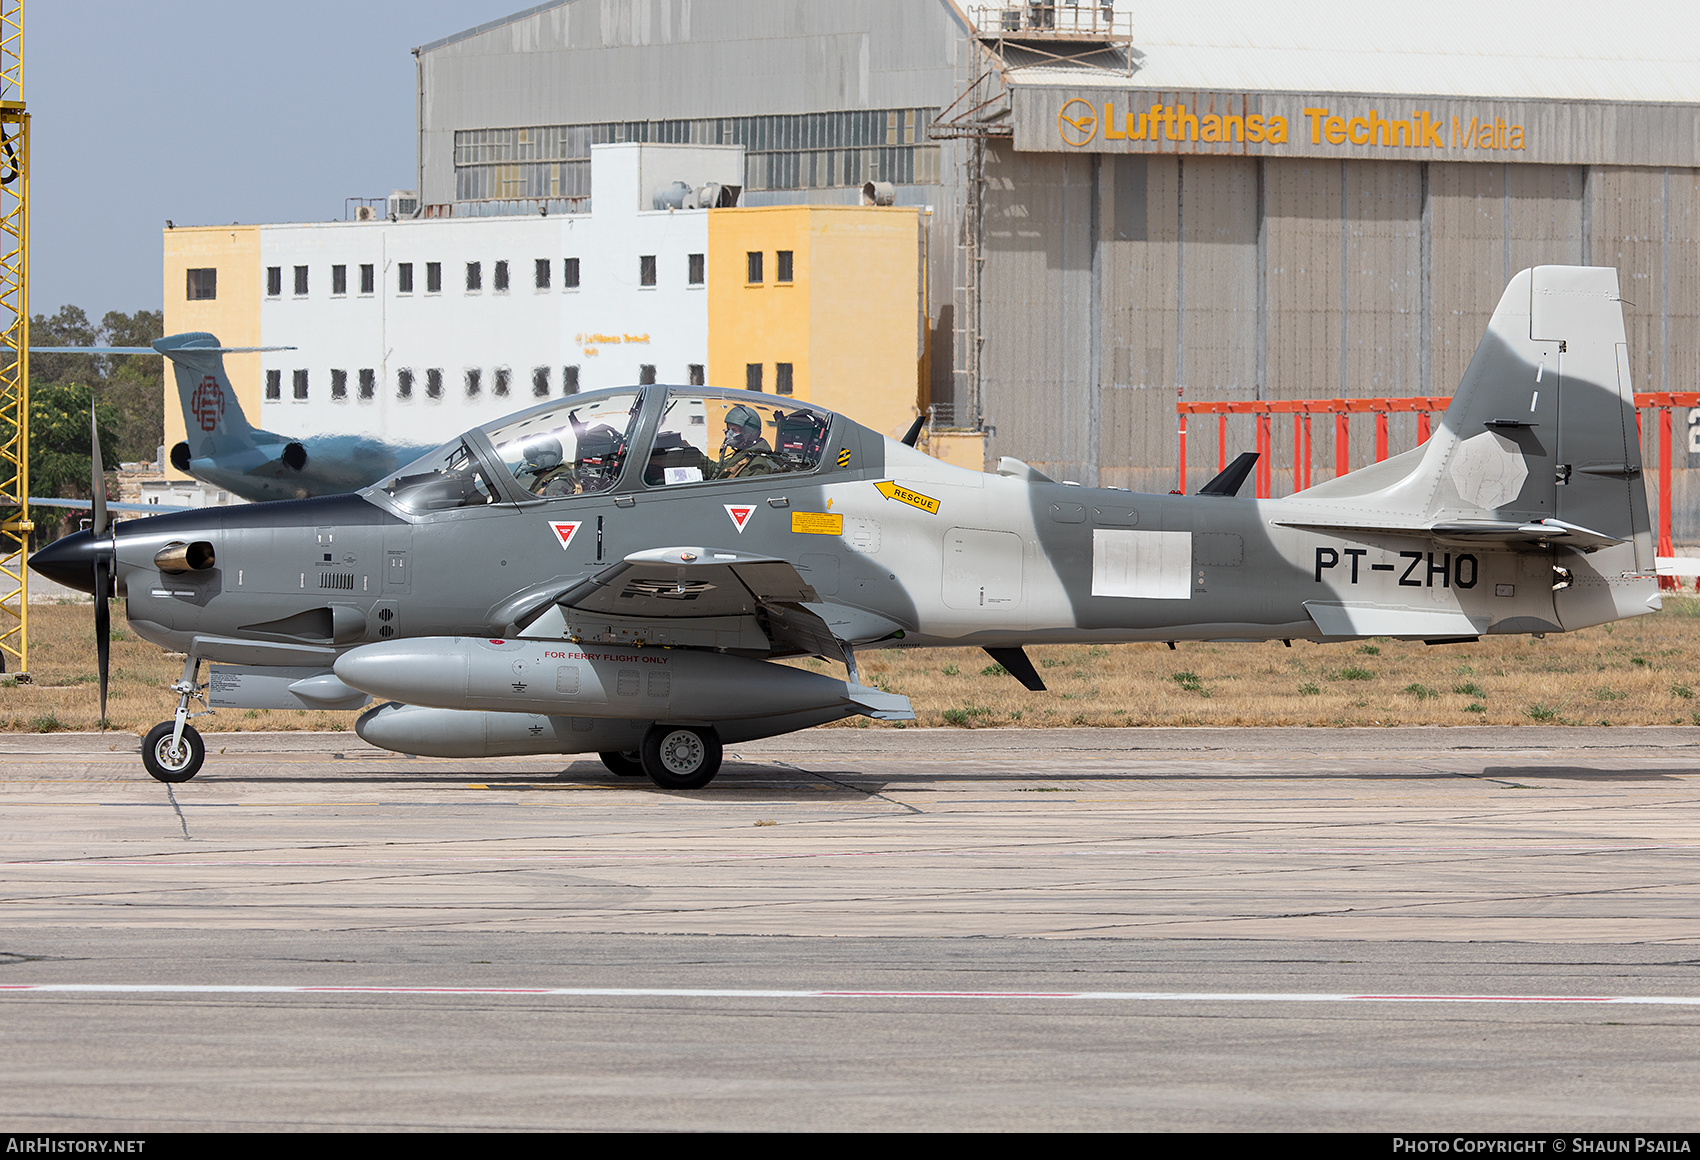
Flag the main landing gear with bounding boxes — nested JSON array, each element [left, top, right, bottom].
[[143, 655, 210, 783], [598, 750, 645, 777], [639, 724, 723, 790]]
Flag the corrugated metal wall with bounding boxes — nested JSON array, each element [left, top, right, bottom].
[[980, 146, 1700, 539]]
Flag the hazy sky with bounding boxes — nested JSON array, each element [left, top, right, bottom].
[[31, 0, 528, 322]]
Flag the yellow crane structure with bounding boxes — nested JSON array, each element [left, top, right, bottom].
[[0, 0, 26, 677]]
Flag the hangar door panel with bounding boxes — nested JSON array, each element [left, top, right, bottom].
[[943, 529, 1023, 610]]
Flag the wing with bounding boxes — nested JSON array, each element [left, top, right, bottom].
[[541, 547, 865, 662]]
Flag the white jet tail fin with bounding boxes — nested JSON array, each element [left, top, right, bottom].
[[155, 332, 291, 471]]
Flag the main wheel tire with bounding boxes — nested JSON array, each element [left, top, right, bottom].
[[142, 721, 204, 783], [640, 724, 723, 790], [599, 750, 645, 777]]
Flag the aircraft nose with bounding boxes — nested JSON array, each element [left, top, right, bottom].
[[28, 529, 100, 593]]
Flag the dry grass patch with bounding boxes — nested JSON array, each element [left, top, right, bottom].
[[7, 595, 1700, 734]]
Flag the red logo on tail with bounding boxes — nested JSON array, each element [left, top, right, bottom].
[[190, 375, 224, 432]]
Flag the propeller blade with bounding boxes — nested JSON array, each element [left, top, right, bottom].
[[94, 555, 111, 728], [90, 407, 108, 536]]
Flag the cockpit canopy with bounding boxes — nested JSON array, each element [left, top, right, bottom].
[[371, 385, 839, 514]]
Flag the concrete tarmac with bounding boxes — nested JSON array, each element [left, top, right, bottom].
[[1, 726, 1697, 1131]]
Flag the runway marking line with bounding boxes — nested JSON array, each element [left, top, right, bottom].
[[0, 984, 1698, 1005], [3, 842, 1692, 870]]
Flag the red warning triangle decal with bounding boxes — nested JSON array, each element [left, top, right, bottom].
[[724, 504, 755, 533], [548, 520, 582, 549]]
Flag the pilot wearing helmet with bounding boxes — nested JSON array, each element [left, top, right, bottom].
[[714, 404, 780, 479], [514, 435, 571, 495]]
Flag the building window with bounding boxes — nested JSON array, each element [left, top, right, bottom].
[[746, 363, 762, 391], [776, 362, 794, 395], [534, 259, 550, 290], [292, 369, 309, 400], [563, 257, 580, 289], [332, 265, 348, 295], [494, 367, 511, 397], [688, 253, 705, 285], [398, 263, 414, 294], [265, 369, 281, 400], [358, 369, 376, 400], [396, 368, 414, 399], [465, 261, 482, 292], [532, 366, 551, 397], [293, 266, 309, 295], [266, 267, 282, 297], [564, 365, 580, 394], [777, 251, 794, 283], [639, 364, 656, 385], [186, 268, 217, 301], [465, 368, 482, 397], [426, 368, 443, 399], [426, 262, 442, 293], [360, 264, 375, 294], [639, 255, 657, 287], [747, 252, 763, 284], [688, 363, 705, 386], [494, 260, 509, 292], [330, 369, 348, 400]]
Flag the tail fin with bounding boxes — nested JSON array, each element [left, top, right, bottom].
[[1293, 267, 1655, 626], [155, 332, 275, 467]]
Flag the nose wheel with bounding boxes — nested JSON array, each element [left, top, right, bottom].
[[142, 721, 205, 783], [641, 724, 723, 790]]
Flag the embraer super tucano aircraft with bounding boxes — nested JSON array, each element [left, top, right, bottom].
[[31, 267, 1656, 789]]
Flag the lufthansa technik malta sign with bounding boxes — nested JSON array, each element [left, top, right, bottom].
[[1021, 90, 1700, 167]]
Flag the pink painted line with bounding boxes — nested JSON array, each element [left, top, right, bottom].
[[3, 843, 1689, 870], [1, 984, 1698, 1005]]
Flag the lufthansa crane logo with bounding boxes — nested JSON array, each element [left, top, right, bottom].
[[190, 375, 224, 432], [1058, 98, 1098, 147]]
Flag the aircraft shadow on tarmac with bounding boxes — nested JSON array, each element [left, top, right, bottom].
[[179, 758, 893, 799], [1480, 764, 1698, 782]]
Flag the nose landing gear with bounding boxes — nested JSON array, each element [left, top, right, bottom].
[[143, 656, 209, 783]]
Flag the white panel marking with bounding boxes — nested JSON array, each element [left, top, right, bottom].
[[1091, 530, 1191, 599]]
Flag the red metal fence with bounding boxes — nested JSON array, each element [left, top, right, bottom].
[[1177, 393, 1700, 589]]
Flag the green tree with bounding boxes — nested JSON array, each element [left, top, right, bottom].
[[28, 381, 121, 501], [29, 305, 164, 465]]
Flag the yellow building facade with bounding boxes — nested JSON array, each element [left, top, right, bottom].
[[160, 226, 263, 469], [706, 205, 929, 444]]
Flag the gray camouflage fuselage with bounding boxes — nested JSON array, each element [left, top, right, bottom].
[[31, 266, 1659, 763]]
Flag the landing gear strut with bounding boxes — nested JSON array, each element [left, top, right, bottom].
[[144, 655, 209, 783]]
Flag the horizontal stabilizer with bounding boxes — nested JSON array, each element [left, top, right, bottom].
[[31, 346, 161, 355], [152, 334, 295, 355], [1275, 517, 1623, 552], [27, 496, 196, 515]]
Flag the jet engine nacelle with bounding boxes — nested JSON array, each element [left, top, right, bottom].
[[333, 637, 913, 723]]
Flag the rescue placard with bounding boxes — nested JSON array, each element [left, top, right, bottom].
[[875, 480, 940, 514], [791, 511, 844, 535]]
